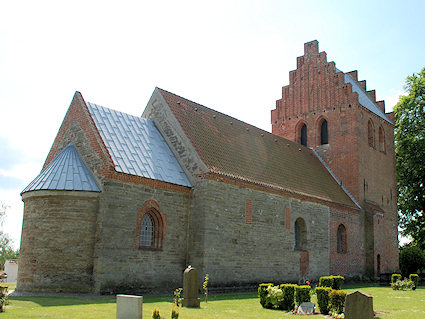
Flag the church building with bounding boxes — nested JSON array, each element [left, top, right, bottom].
[[17, 40, 398, 293]]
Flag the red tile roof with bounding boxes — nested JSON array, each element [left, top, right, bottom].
[[158, 88, 357, 208]]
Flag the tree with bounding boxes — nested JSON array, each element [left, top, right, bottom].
[[399, 245, 425, 276], [0, 201, 19, 270], [394, 67, 425, 248]]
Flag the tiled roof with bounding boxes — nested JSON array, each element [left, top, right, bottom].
[[336, 68, 392, 124], [87, 102, 192, 187], [21, 143, 101, 194], [157, 88, 357, 208]]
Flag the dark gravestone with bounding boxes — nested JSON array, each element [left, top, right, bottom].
[[182, 266, 200, 308], [344, 290, 373, 319]]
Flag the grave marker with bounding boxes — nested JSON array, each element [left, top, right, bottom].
[[344, 290, 373, 319], [116, 294, 143, 319], [182, 266, 200, 308]]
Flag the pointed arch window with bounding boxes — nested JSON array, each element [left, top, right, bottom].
[[337, 224, 347, 253], [368, 120, 375, 148], [320, 119, 328, 145], [140, 214, 154, 247], [300, 124, 307, 146], [379, 126, 385, 153]]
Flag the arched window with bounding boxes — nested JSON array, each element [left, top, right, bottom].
[[379, 126, 385, 152], [337, 224, 347, 253], [320, 119, 328, 145], [136, 200, 166, 250], [368, 120, 375, 148], [300, 124, 307, 146], [294, 218, 307, 250], [140, 214, 154, 247]]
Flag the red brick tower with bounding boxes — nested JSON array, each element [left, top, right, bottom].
[[271, 40, 398, 277]]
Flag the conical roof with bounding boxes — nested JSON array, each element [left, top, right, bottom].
[[21, 143, 101, 194]]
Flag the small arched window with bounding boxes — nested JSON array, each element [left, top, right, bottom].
[[294, 217, 307, 250], [379, 126, 385, 153], [368, 120, 375, 148], [320, 119, 328, 145], [300, 124, 307, 146], [136, 200, 166, 250], [140, 214, 154, 247], [337, 224, 347, 253]]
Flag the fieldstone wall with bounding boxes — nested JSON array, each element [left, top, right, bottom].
[[18, 191, 99, 292], [187, 178, 330, 286], [93, 179, 191, 293]]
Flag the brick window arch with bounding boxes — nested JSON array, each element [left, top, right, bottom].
[[337, 224, 347, 253], [379, 126, 385, 153], [294, 217, 307, 250], [135, 200, 166, 250], [368, 119, 375, 148]]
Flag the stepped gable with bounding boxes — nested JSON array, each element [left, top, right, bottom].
[[86, 102, 192, 187], [21, 142, 100, 194], [157, 88, 357, 208]]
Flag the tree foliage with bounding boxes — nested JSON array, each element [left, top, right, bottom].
[[394, 67, 425, 248], [0, 200, 19, 270], [399, 245, 425, 276]]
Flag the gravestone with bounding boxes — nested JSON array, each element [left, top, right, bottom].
[[182, 265, 200, 307], [116, 294, 143, 319], [344, 290, 373, 319], [297, 302, 315, 314]]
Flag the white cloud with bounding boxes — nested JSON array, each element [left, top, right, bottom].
[[383, 89, 407, 112]]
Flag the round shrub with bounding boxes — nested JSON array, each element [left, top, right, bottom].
[[400, 245, 425, 276]]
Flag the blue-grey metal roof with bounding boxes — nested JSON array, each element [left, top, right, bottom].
[[86, 102, 192, 187], [336, 68, 392, 124], [21, 143, 101, 194]]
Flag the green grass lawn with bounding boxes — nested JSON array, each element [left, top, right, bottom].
[[2, 284, 425, 318]]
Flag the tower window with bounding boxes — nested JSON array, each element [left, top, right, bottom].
[[300, 124, 307, 146], [320, 119, 328, 144]]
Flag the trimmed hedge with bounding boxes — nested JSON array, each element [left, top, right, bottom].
[[295, 285, 311, 305], [280, 284, 297, 311], [315, 287, 332, 314], [319, 276, 345, 290], [410, 274, 419, 289], [329, 290, 347, 314], [258, 283, 273, 308], [391, 274, 402, 284]]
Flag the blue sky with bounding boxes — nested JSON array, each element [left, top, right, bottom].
[[1, 0, 424, 249]]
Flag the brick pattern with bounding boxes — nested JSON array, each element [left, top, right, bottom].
[[285, 207, 291, 230], [271, 40, 399, 276]]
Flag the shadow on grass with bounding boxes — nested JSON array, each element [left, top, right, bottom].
[[9, 292, 259, 307]]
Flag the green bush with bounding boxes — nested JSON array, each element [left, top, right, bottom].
[[391, 274, 402, 284], [0, 287, 9, 312], [410, 274, 419, 289], [152, 307, 161, 319], [400, 246, 425, 276], [280, 284, 296, 311], [391, 278, 415, 290], [332, 276, 345, 290], [319, 276, 345, 290], [319, 276, 333, 288], [265, 286, 284, 309], [329, 289, 346, 314], [258, 283, 273, 308], [295, 285, 311, 305], [315, 287, 331, 314]]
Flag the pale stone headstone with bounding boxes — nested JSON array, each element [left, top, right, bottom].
[[116, 294, 143, 319], [344, 290, 373, 319], [182, 265, 200, 307], [297, 302, 315, 314], [4, 260, 18, 283]]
